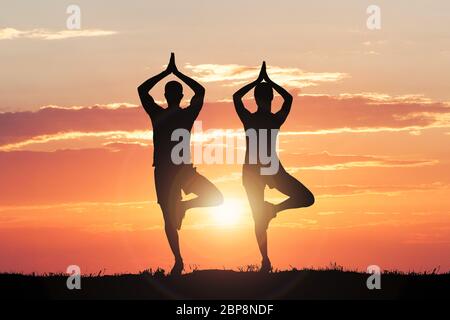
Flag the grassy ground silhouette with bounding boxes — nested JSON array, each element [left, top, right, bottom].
[[1, 264, 449, 300]]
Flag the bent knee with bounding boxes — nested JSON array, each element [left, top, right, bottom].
[[304, 192, 315, 207], [293, 190, 315, 208], [303, 190, 316, 208]]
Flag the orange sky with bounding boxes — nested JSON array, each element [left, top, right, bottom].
[[0, 1, 449, 274]]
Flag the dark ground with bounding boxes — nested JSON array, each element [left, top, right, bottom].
[[1, 269, 448, 300]]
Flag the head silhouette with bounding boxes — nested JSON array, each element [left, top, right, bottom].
[[165, 81, 183, 107], [254, 82, 273, 112]]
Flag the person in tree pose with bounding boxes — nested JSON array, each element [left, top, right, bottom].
[[233, 61, 315, 272], [138, 53, 223, 275]]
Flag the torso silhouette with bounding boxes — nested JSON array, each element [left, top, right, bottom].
[[241, 110, 282, 166], [150, 107, 196, 167]]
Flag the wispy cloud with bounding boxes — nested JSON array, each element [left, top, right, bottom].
[[0, 130, 151, 152], [40, 102, 138, 111], [314, 182, 450, 198], [296, 160, 436, 171], [0, 28, 117, 40], [1, 92, 450, 150], [0, 200, 153, 213], [286, 152, 438, 171], [317, 211, 343, 216], [271, 219, 318, 229], [362, 40, 387, 46], [185, 63, 348, 88], [326, 92, 439, 105]]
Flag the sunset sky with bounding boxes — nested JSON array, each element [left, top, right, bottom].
[[1, 0, 450, 274]]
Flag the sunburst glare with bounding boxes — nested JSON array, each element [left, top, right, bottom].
[[213, 198, 246, 227]]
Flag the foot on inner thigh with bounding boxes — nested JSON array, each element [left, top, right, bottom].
[[260, 201, 277, 230]]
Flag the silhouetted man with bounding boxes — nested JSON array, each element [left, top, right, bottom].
[[233, 62, 315, 272], [138, 53, 223, 275]]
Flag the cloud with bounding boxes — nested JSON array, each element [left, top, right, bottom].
[[1, 92, 450, 151], [0, 105, 150, 147], [0, 143, 446, 206], [40, 103, 138, 111], [0, 148, 155, 205], [321, 92, 439, 105], [362, 40, 387, 46], [185, 63, 348, 88], [286, 94, 450, 134], [0, 130, 151, 152], [0, 28, 117, 40], [317, 211, 343, 216], [272, 219, 318, 229], [285, 152, 438, 171], [0, 200, 153, 213], [314, 182, 450, 197]]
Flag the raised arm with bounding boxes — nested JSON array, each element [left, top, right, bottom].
[[138, 67, 170, 118], [262, 62, 293, 124], [170, 53, 205, 114], [233, 67, 264, 121]]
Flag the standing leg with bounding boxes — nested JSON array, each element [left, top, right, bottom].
[[154, 167, 184, 275], [244, 179, 272, 272], [161, 205, 184, 275]]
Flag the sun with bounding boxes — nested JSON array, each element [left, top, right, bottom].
[[213, 199, 245, 227]]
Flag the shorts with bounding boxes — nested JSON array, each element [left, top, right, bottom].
[[154, 164, 218, 210], [242, 163, 291, 190]]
